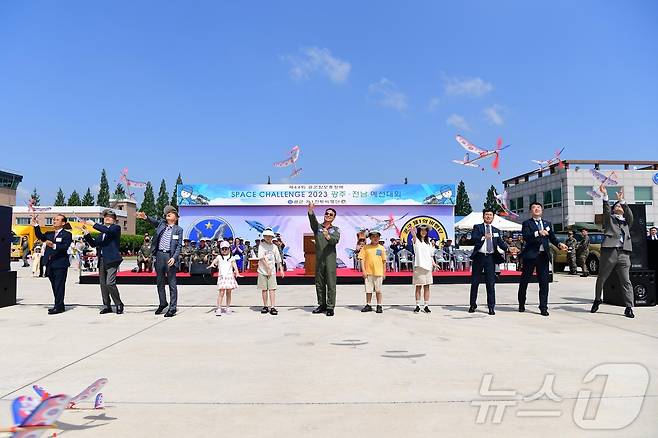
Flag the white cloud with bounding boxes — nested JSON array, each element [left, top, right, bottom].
[[484, 104, 505, 125], [444, 76, 493, 97], [446, 114, 471, 131], [283, 47, 351, 83], [368, 78, 409, 112], [427, 97, 440, 111]]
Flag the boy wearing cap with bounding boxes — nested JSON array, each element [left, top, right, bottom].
[[82, 210, 125, 314], [358, 230, 387, 313], [257, 228, 285, 315]]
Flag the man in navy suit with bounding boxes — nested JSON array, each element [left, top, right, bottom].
[[517, 202, 567, 316], [469, 209, 517, 315], [83, 210, 125, 314], [32, 213, 73, 314], [137, 205, 184, 317]]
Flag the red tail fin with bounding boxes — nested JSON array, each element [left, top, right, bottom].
[[492, 152, 500, 169]]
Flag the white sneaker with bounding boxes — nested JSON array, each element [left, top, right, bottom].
[[223, 307, 231, 314], [215, 308, 222, 316]]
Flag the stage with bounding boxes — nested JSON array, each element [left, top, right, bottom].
[[79, 267, 547, 285]]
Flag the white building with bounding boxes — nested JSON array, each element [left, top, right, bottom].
[[503, 160, 658, 231]]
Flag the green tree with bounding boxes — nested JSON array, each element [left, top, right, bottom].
[[54, 188, 66, 206], [483, 185, 502, 214], [81, 187, 95, 206], [171, 173, 183, 209], [155, 179, 168, 218], [67, 190, 81, 206], [97, 169, 110, 207], [137, 181, 157, 235], [113, 183, 127, 200], [30, 188, 41, 205], [455, 180, 473, 216]]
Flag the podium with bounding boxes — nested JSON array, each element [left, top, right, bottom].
[[304, 233, 316, 276]]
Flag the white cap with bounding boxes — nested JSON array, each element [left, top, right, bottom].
[[262, 229, 275, 237], [220, 241, 230, 248]]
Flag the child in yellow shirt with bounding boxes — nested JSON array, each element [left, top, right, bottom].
[[358, 230, 387, 313]]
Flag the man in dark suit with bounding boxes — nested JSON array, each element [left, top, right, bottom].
[[137, 205, 184, 317], [591, 186, 635, 318], [469, 209, 517, 315], [517, 202, 567, 316], [32, 213, 73, 314], [82, 210, 125, 314], [648, 227, 658, 241]]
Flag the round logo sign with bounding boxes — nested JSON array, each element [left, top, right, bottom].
[[399, 216, 449, 246], [652, 172, 658, 185], [186, 217, 234, 242]]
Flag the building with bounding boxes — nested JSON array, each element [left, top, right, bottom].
[[0, 169, 23, 206], [12, 198, 137, 235], [503, 160, 658, 231]]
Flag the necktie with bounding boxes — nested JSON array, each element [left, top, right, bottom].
[[486, 225, 493, 253]]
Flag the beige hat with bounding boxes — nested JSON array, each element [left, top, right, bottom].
[[262, 229, 275, 237], [220, 241, 230, 249], [163, 205, 178, 216]]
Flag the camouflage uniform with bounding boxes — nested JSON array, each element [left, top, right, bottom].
[[137, 242, 153, 273], [576, 235, 590, 276], [565, 236, 578, 274]]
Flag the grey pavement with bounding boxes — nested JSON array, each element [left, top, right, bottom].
[[1, 261, 656, 437]]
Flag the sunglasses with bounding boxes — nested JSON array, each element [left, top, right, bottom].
[[324, 212, 335, 217], [221, 247, 230, 251]]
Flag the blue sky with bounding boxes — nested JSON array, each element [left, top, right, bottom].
[[2, 0, 657, 207]]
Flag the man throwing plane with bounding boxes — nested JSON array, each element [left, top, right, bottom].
[[308, 202, 341, 316]]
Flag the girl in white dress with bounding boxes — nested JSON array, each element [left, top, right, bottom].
[[210, 241, 240, 316], [409, 225, 439, 313]]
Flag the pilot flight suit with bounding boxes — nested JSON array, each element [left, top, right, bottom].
[[308, 211, 341, 310]]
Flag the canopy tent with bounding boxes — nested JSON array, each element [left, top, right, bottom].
[[454, 212, 522, 232]]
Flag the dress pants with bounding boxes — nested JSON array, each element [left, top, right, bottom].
[[517, 252, 551, 310], [470, 253, 497, 309], [48, 266, 68, 310], [155, 251, 178, 311], [595, 248, 633, 307], [98, 258, 123, 308]]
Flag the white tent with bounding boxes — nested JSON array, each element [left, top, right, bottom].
[[454, 211, 522, 232]]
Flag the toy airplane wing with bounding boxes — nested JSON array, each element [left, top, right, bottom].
[[590, 169, 619, 185], [452, 159, 480, 168], [455, 135, 486, 154], [289, 167, 302, 178], [531, 159, 546, 165], [19, 394, 71, 428], [274, 146, 300, 168], [70, 378, 108, 405], [587, 190, 602, 199]]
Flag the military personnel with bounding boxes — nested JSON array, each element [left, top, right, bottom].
[[243, 241, 252, 271], [180, 238, 194, 272], [308, 202, 341, 317], [514, 236, 524, 271], [565, 230, 578, 275], [577, 229, 591, 277], [137, 234, 153, 273]]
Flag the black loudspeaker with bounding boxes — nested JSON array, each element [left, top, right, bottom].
[[0, 206, 11, 272], [189, 262, 211, 276], [0, 270, 17, 307], [604, 268, 656, 307], [628, 204, 647, 270]]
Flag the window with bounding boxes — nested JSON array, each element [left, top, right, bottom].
[[529, 194, 537, 204], [634, 186, 653, 205], [543, 188, 562, 208], [574, 186, 593, 206], [16, 217, 30, 225], [45, 217, 53, 225], [510, 198, 517, 211], [607, 187, 623, 205], [515, 197, 524, 213]]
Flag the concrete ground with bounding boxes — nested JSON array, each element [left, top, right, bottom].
[[1, 261, 657, 437]]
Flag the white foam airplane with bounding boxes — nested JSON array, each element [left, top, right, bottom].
[[452, 135, 510, 172], [531, 147, 565, 171]]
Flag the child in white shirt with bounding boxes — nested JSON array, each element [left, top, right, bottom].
[[210, 241, 240, 316]]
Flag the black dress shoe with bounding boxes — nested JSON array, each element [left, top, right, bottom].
[[540, 309, 550, 316], [468, 305, 476, 313], [48, 308, 64, 315], [488, 308, 495, 315], [590, 300, 601, 313], [326, 308, 334, 316], [164, 309, 176, 317], [312, 306, 327, 314], [518, 305, 525, 313], [361, 304, 373, 312], [116, 303, 124, 314], [624, 307, 635, 318], [155, 304, 168, 315], [99, 307, 113, 314], [376, 305, 383, 314]]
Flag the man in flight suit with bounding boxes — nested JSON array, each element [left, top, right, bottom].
[[308, 202, 341, 316]]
